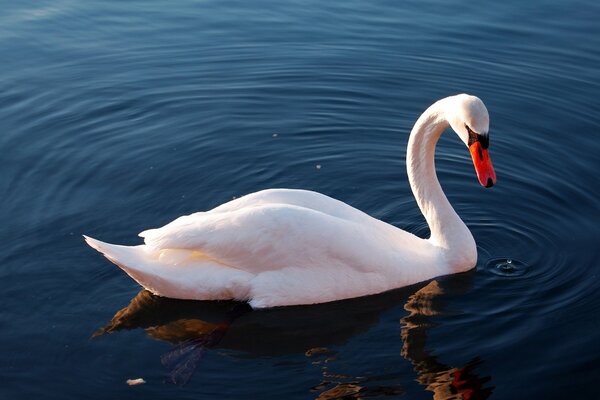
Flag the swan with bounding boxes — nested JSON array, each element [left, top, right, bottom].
[[84, 94, 496, 308]]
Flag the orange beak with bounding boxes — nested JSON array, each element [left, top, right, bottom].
[[469, 142, 496, 188]]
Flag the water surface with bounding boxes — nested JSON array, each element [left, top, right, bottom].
[[1, 0, 599, 398]]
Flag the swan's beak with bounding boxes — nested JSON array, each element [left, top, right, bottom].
[[469, 142, 496, 188]]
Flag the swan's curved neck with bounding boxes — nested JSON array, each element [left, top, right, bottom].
[[406, 100, 474, 257]]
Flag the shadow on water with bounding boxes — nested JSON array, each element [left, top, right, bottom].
[[94, 274, 494, 399]]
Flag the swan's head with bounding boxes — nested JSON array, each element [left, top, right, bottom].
[[446, 94, 496, 188]]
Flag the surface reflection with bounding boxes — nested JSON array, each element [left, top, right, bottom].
[[95, 274, 493, 398], [401, 280, 494, 399], [306, 347, 406, 399]]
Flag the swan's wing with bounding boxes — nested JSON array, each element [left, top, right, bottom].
[[139, 203, 389, 274], [206, 189, 375, 223], [138, 188, 369, 243]]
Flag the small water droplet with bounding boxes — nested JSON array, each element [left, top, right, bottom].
[[485, 257, 528, 277]]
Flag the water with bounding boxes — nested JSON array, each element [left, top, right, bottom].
[[1, 0, 599, 398]]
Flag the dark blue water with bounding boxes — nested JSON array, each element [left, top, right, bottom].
[[1, 0, 599, 398]]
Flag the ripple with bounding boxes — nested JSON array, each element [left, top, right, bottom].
[[484, 258, 529, 278]]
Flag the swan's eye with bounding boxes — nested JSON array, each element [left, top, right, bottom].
[[479, 133, 489, 149], [465, 124, 489, 149]]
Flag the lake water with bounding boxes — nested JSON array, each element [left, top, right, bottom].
[[1, 0, 599, 398]]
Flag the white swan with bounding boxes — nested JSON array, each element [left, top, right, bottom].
[[85, 94, 496, 308]]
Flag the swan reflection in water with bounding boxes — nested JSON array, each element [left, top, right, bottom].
[[400, 280, 493, 400], [95, 275, 493, 399]]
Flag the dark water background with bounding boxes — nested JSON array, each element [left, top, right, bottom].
[[1, 0, 599, 398]]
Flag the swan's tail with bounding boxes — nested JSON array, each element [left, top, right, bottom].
[[84, 235, 138, 266], [83, 235, 253, 301], [83, 235, 170, 295]]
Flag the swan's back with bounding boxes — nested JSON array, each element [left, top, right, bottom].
[[86, 189, 440, 308], [159, 189, 376, 228]]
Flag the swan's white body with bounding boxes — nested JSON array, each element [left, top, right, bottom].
[[85, 94, 495, 308]]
